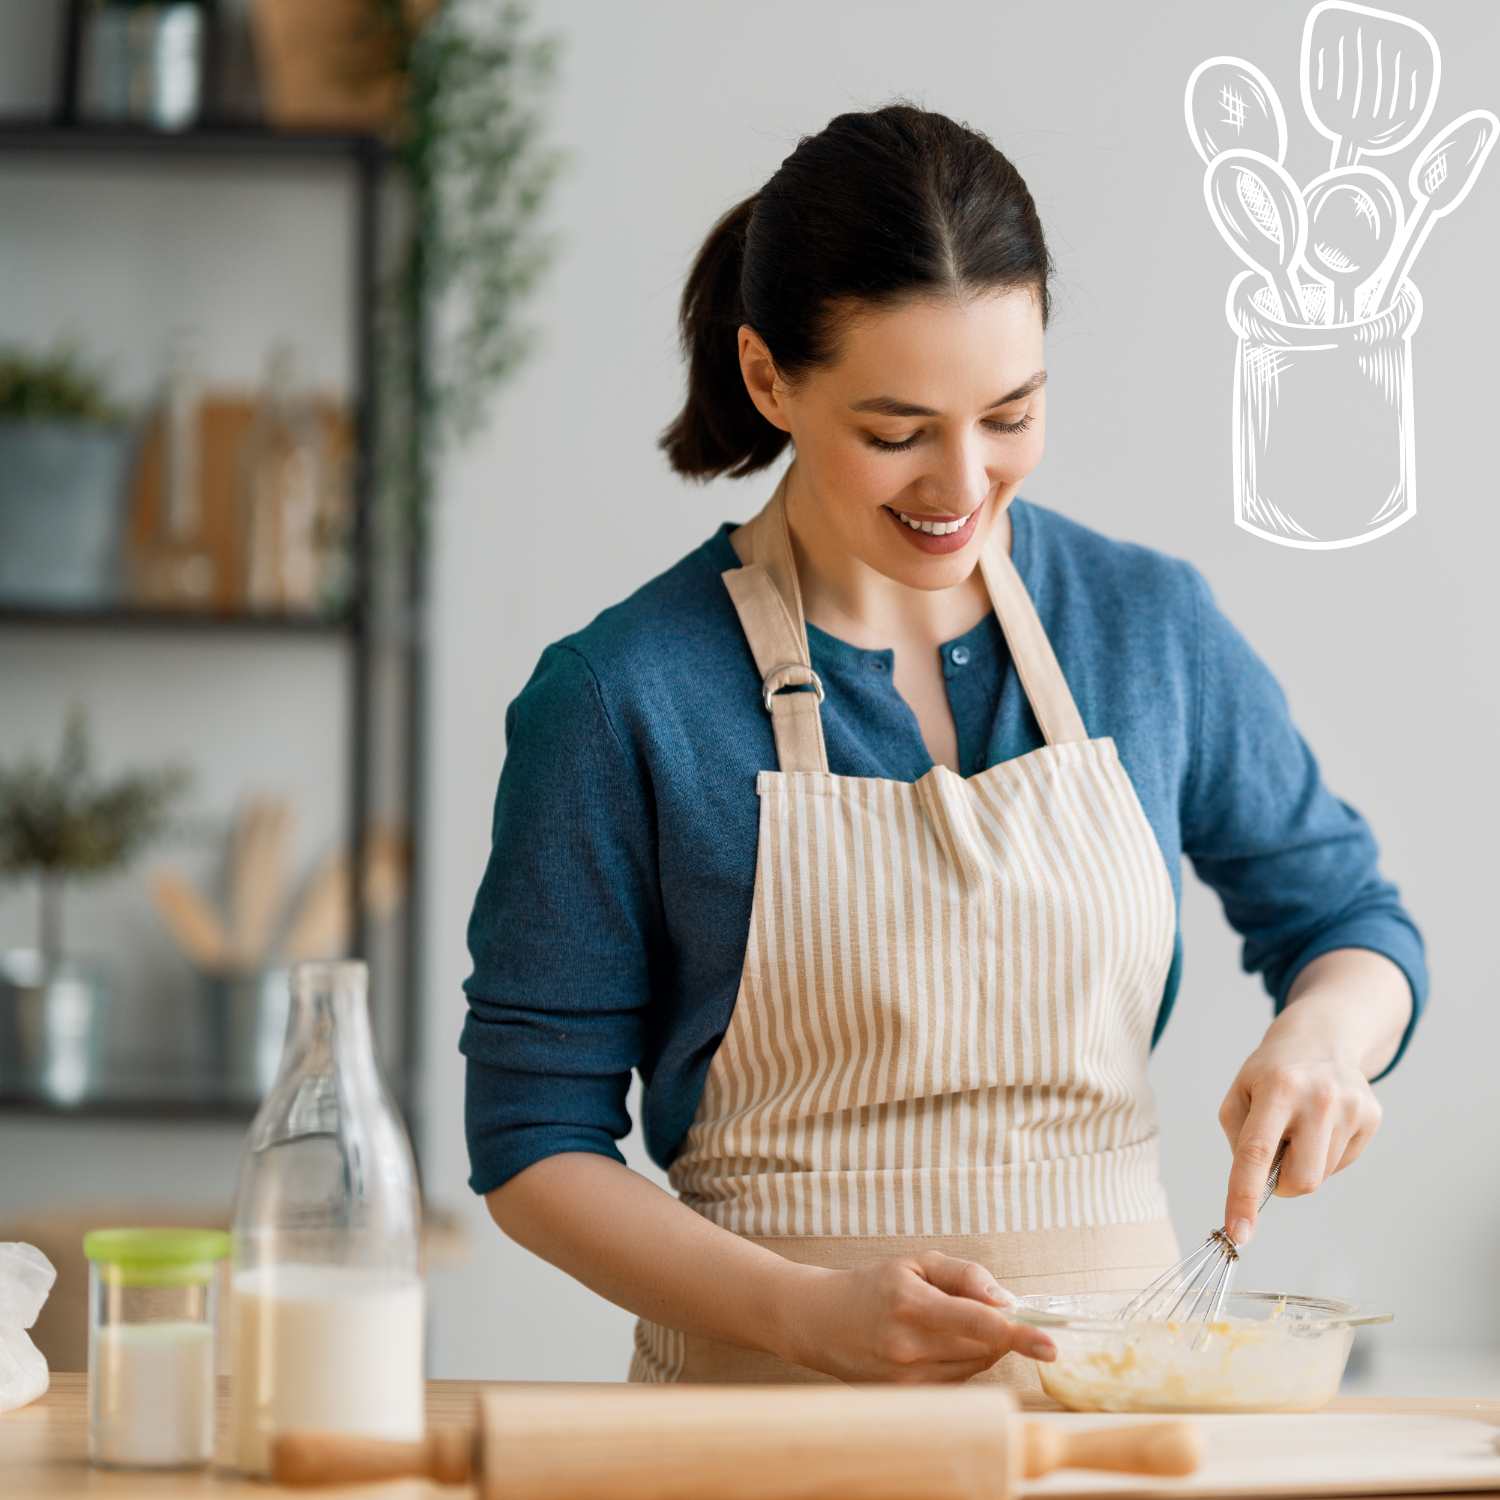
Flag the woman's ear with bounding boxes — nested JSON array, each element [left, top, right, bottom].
[[738, 326, 792, 433]]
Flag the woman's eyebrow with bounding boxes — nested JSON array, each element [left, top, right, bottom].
[[849, 371, 1047, 418], [992, 371, 1048, 405]]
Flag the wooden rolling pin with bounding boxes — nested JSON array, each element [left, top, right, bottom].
[[273, 1385, 1202, 1499]]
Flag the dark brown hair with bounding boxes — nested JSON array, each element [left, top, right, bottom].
[[660, 104, 1052, 481]]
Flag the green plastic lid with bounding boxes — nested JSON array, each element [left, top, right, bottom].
[[83, 1228, 231, 1287]]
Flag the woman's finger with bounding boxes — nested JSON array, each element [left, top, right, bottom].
[[911, 1256, 1051, 1355], [1217, 1077, 1252, 1150], [1278, 1113, 1334, 1198], [1321, 1098, 1366, 1181], [909, 1286, 1055, 1360], [1330, 1102, 1381, 1176], [1223, 1097, 1292, 1243], [913, 1253, 1014, 1306]]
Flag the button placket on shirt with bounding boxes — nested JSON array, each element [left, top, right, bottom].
[[939, 636, 987, 776]]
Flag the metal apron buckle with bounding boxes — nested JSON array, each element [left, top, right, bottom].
[[761, 663, 824, 714]]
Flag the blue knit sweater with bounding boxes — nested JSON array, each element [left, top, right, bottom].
[[460, 499, 1426, 1195]]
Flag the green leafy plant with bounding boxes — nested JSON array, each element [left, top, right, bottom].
[[0, 710, 189, 962], [0, 345, 119, 423], [373, 0, 562, 550]]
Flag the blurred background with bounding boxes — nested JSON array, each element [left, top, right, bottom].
[[0, 0, 1494, 1395]]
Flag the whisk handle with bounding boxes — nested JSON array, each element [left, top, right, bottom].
[[1258, 1140, 1290, 1209]]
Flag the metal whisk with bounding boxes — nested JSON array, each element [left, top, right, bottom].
[[1120, 1140, 1289, 1324]]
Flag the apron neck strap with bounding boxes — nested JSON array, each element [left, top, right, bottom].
[[722, 478, 1086, 771], [721, 472, 830, 774], [977, 519, 1088, 746]]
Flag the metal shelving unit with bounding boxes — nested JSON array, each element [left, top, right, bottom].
[[0, 605, 352, 635], [0, 123, 421, 1124]]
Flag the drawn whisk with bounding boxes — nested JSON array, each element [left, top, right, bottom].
[[1120, 1140, 1289, 1325]]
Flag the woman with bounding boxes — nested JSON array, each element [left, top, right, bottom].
[[461, 105, 1424, 1386]]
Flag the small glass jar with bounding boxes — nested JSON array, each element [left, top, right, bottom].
[[84, 1227, 230, 1470]]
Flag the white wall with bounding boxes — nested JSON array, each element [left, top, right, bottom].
[[421, 0, 1499, 1384]]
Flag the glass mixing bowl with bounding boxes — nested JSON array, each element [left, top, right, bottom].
[[1010, 1291, 1392, 1413]]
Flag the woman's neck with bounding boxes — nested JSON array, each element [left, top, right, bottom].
[[783, 464, 1002, 654]]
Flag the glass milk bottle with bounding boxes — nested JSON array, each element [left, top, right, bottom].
[[229, 960, 423, 1478]]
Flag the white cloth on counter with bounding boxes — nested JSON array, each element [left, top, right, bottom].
[[0, 1242, 56, 1413]]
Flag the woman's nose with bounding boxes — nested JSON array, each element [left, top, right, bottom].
[[922, 436, 991, 514]]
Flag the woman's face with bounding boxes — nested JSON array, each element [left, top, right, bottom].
[[739, 287, 1046, 591]]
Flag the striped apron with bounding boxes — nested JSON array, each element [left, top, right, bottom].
[[630, 477, 1179, 1385]]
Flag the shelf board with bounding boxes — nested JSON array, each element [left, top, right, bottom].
[[0, 1093, 258, 1124], [0, 603, 357, 636], [0, 121, 386, 163]]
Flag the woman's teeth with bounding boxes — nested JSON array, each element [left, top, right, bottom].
[[895, 510, 973, 536]]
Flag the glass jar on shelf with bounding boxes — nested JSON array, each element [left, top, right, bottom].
[[129, 333, 218, 610], [238, 345, 334, 617], [228, 959, 423, 1479]]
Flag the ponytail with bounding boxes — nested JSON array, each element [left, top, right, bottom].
[[658, 195, 790, 481], [661, 105, 1053, 483]]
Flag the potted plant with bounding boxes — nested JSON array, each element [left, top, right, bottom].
[[0, 345, 132, 609], [0, 710, 186, 1105]]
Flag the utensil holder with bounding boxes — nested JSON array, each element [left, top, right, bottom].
[[0, 950, 111, 1106], [201, 969, 289, 1103], [1228, 273, 1422, 549]]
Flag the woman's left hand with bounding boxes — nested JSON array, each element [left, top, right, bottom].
[[1219, 948, 1412, 1244]]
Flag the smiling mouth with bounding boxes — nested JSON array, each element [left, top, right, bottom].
[[887, 507, 979, 536]]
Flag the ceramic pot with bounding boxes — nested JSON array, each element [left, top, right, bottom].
[[78, 3, 205, 133], [1228, 273, 1422, 550], [0, 424, 131, 607]]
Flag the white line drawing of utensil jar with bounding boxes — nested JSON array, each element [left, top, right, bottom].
[[1228, 271, 1422, 549]]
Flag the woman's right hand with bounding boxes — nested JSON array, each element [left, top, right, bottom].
[[772, 1252, 1055, 1383]]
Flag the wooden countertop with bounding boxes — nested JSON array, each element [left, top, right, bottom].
[[5, 1375, 1500, 1498]]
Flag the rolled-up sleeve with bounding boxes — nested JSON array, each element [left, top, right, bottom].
[[1180, 568, 1426, 1078], [461, 644, 662, 1194]]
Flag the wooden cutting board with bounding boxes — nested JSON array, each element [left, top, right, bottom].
[[1022, 1412, 1500, 1497]]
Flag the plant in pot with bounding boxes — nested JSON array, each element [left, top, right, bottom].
[[0, 346, 131, 609], [0, 710, 187, 1105]]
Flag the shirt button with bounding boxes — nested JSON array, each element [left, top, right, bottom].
[[949, 645, 970, 666]]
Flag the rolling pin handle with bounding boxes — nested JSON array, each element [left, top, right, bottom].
[[272, 1426, 476, 1486], [1021, 1420, 1204, 1479]]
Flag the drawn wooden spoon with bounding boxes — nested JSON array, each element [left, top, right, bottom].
[[1302, 166, 1404, 322], [1369, 110, 1499, 313], [1186, 56, 1287, 164], [1205, 150, 1312, 322]]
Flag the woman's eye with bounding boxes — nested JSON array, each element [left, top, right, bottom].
[[868, 413, 1034, 451], [983, 413, 1034, 436]]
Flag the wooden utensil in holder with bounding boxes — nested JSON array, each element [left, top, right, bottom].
[[274, 1385, 1202, 1499]]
